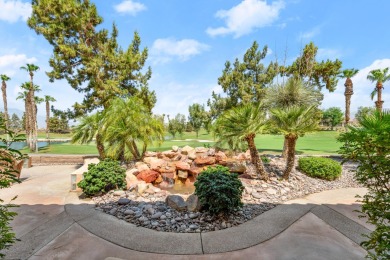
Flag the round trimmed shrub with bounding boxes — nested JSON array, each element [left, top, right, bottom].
[[194, 165, 244, 215], [78, 158, 126, 196], [298, 157, 342, 181]]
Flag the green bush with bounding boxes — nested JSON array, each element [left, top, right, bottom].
[[0, 121, 25, 257], [338, 110, 390, 259], [78, 159, 126, 196], [298, 157, 342, 180], [194, 165, 244, 215]]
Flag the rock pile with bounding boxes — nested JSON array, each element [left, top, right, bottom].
[[125, 145, 251, 194], [94, 155, 362, 233]]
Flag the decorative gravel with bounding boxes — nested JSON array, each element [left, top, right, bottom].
[[93, 156, 362, 233]]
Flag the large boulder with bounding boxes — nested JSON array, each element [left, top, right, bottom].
[[195, 156, 216, 165], [162, 150, 178, 159], [136, 162, 150, 172], [188, 151, 197, 160], [159, 162, 176, 173], [195, 147, 208, 153], [226, 162, 247, 174], [215, 151, 227, 162], [149, 158, 166, 171], [181, 145, 194, 155], [189, 165, 203, 177], [136, 170, 160, 183], [125, 169, 138, 182], [136, 182, 150, 195], [186, 194, 202, 212], [177, 170, 188, 179], [175, 161, 190, 171], [165, 195, 187, 211]]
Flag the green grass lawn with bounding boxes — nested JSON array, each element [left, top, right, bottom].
[[19, 130, 341, 156]]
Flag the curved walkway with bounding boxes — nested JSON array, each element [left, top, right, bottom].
[[1, 165, 371, 259]]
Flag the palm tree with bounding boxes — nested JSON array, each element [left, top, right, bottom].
[[270, 105, 320, 179], [71, 112, 106, 159], [0, 74, 10, 132], [43, 95, 56, 139], [20, 64, 40, 152], [17, 83, 41, 151], [367, 68, 390, 112], [214, 103, 268, 180], [339, 69, 359, 125], [102, 97, 164, 161], [266, 77, 323, 158]]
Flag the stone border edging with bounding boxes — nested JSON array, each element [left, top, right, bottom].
[[64, 192, 315, 255]]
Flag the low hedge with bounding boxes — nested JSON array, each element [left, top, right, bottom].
[[78, 158, 126, 196], [298, 157, 342, 181], [194, 166, 244, 215]]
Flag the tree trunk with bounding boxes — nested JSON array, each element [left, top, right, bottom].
[[131, 139, 141, 160], [46, 101, 50, 139], [24, 101, 30, 147], [34, 104, 38, 153], [27, 73, 38, 152], [282, 138, 288, 159], [26, 89, 35, 151], [345, 94, 351, 125], [376, 84, 383, 112], [344, 78, 353, 125], [283, 135, 298, 180], [246, 134, 268, 180], [95, 133, 105, 159], [1, 82, 9, 131]]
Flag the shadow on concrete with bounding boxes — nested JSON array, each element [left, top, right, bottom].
[[1, 198, 371, 259]]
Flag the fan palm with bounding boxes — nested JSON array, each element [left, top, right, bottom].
[[270, 105, 320, 179], [102, 97, 164, 161], [0, 74, 10, 132], [17, 83, 41, 148], [367, 68, 390, 112], [71, 112, 105, 159], [266, 77, 322, 158], [44, 95, 56, 139], [339, 69, 359, 125], [20, 64, 40, 152], [214, 103, 268, 180]]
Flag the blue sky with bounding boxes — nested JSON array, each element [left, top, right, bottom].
[[1, 0, 390, 121]]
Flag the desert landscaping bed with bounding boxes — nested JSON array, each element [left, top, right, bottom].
[[92, 147, 361, 233]]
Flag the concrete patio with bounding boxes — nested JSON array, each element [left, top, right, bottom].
[[0, 165, 371, 259]]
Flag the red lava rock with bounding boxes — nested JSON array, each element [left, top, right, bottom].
[[136, 170, 160, 183], [194, 156, 216, 165]]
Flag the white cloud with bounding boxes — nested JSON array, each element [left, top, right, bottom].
[[150, 38, 210, 64], [0, 0, 31, 23], [0, 54, 37, 76], [114, 0, 146, 16], [321, 59, 390, 117], [317, 48, 342, 60], [206, 0, 285, 38], [298, 26, 321, 40]]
